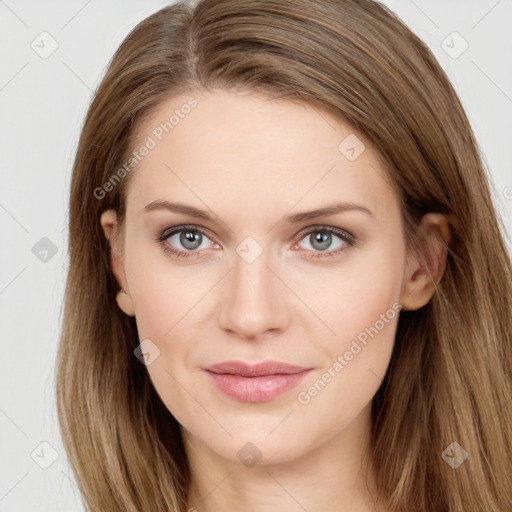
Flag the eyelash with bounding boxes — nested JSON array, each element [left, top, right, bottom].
[[156, 224, 356, 260]]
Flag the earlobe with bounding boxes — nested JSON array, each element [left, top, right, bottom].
[[116, 289, 135, 317], [400, 213, 451, 311], [100, 209, 135, 317]]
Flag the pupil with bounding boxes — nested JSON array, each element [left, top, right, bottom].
[[313, 231, 331, 250], [181, 230, 201, 249]]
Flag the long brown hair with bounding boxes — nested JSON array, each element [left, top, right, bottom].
[[56, 0, 512, 510]]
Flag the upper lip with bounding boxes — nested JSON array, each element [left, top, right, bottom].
[[203, 360, 312, 377]]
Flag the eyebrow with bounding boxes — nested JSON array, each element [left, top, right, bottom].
[[143, 199, 374, 223]]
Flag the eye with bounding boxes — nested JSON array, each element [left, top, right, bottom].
[[157, 225, 217, 258], [293, 227, 355, 259], [156, 225, 355, 260]]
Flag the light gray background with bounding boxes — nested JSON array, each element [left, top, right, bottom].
[[0, 0, 511, 510]]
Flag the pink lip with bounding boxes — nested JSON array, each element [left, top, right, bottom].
[[202, 360, 313, 403]]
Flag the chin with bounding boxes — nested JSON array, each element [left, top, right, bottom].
[[192, 424, 316, 467]]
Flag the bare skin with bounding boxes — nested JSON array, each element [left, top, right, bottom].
[[101, 88, 450, 512]]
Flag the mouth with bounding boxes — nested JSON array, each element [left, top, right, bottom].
[[202, 360, 313, 402]]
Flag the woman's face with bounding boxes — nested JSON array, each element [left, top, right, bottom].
[[103, 88, 414, 465]]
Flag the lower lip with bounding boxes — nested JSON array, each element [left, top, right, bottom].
[[203, 370, 312, 402]]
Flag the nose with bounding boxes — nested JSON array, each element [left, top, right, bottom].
[[217, 246, 291, 340]]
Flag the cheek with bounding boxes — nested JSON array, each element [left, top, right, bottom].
[[125, 240, 207, 338], [296, 240, 405, 416], [125, 251, 209, 425], [312, 237, 405, 346], [298, 240, 404, 395]]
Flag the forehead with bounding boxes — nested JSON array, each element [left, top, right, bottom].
[[125, 89, 398, 220]]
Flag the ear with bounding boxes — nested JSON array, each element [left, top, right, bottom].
[[100, 209, 135, 317], [400, 213, 451, 311]]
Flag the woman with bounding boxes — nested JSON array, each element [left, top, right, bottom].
[[56, 0, 512, 511]]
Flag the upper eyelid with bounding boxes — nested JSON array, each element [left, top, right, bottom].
[[160, 224, 212, 238]]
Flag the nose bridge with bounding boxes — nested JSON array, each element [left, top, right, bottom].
[[218, 241, 289, 338]]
